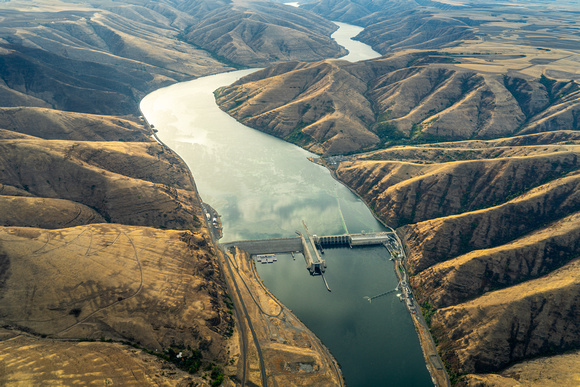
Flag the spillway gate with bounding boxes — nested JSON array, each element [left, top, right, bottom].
[[314, 232, 393, 248]]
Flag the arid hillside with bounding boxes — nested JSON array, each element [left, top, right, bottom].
[[0, 0, 346, 114], [0, 102, 242, 384], [303, 0, 580, 55], [0, 224, 234, 386], [0, 337, 197, 386], [0, 224, 230, 350], [0, 2, 229, 114], [0, 137, 203, 229], [181, 0, 346, 67], [0, 107, 150, 141], [332, 131, 580, 384], [216, 50, 580, 155]]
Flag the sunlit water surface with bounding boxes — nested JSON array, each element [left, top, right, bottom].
[[141, 23, 431, 386]]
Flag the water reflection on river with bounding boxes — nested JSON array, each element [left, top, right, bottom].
[[141, 22, 432, 386]]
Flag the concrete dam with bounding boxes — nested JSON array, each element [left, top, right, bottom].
[[222, 231, 396, 277], [222, 237, 302, 256]]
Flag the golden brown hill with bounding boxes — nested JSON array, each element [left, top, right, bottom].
[[0, 104, 244, 382], [412, 211, 580, 309], [0, 224, 232, 369], [0, 138, 201, 229], [329, 136, 580, 383], [216, 58, 378, 154], [0, 107, 150, 142], [0, 196, 105, 229], [337, 147, 579, 227], [182, 0, 346, 67], [418, 131, 580, 149], [464, 349, 580, 386], [357, 133, 580, 164], [401, 172, 580, 271], [0, 337, 199, 386], [0, 0, 347, 114], [431, 258, 580, 375], [216, 51, 580, 155]]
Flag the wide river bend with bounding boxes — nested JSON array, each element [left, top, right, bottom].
[[141, 23, 432, 386]]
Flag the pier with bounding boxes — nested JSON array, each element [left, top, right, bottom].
[[364, 288, 399, 303]]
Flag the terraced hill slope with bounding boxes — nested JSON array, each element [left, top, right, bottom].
[[0, 0, 345, 114], [333, 132, 580, 383], [216, 51, 580, 155]]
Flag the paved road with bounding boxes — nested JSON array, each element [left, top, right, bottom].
[[222, 250, 268, 386], [201, 202, 265, 386], [394, 232, 450, 387]]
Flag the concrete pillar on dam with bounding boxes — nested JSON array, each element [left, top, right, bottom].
[[300, 234, 315, 273]]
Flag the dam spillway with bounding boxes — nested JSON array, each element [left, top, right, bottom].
[[314, 232, 394, 248]]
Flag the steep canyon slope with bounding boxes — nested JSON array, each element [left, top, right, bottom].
[[0, 0, 345, 114], [216, 51, 580, 155], [0, 108, 237, 385], [337, 133, 580, 384]]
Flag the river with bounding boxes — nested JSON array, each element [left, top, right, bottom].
[[141, 22, 432, 386]]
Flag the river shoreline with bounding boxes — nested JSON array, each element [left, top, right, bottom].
[[142, 73, 440, 386], [141, 21, 434, 386]]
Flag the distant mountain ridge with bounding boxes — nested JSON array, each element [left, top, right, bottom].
[[0, 0, 345, 114]]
